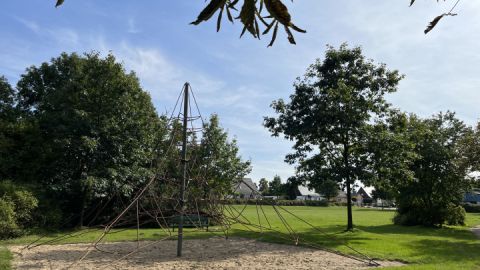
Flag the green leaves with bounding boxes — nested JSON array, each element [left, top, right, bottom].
[[192, 0, 306, 47], [391, 112, 471, 226], [264, 44, 403, 229], [11, 52, 163, 223]]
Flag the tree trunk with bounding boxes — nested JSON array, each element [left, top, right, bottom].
[[79, 203, 85, 227], [78, 186, 87, 228], [345, 175, 353, 230], [344, 143, 353, 231]]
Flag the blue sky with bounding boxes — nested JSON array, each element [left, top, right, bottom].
[[1, 1, 479, 183]]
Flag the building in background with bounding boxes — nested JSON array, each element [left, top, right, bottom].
[[296, 185, 323, 201], [464, 188, 480, 205], [231, 178, 259, 199]]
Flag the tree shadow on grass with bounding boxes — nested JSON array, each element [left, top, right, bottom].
[[405, 239, 480, 264], [355, 224, 477, 241], [231, 223, 480, 265], [354, 208, 396, 212]]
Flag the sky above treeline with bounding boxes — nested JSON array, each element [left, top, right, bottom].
[[1, 1, 479, 183]]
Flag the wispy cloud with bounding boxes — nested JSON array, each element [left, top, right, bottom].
[[14, 16, 79, 47], [127, 17, 140, 34]]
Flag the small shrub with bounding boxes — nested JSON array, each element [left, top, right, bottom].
[[445, 204, 466, 226], [10, 190, 38, 226], [0, 197, 20, 239], [0, 180, 39, 238]]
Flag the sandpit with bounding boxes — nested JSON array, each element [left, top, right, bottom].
[[9, 237, 403, 269]]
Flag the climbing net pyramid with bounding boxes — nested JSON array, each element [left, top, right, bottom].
[[24, 83, 378, 268]]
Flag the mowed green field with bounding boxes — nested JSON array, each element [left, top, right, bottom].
[[1, 206, 480, 270]]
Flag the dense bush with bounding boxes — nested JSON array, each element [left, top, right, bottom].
[[445, 204, 466, 225], [393, 202, 465, 227], [0, 197, 19, 238], [0, 181, 38, 239]]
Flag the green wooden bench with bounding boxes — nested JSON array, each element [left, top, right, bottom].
[[169, 214, 209, 231]]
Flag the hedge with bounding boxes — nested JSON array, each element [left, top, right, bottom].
[[222, 199, 340, 207]]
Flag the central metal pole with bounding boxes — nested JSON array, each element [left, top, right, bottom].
[[177, 82, 189, 257]]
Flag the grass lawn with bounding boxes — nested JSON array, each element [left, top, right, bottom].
[[0, 246, 12, 270], [1, 206, 479, 270]]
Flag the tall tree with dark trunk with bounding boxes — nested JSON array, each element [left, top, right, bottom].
[[264, 44, 403, 230]]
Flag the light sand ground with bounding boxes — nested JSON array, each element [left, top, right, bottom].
[[9, 237, 404, 270]]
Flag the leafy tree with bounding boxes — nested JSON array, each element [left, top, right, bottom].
[[14, 52, 163, 226], [0, 77, 15, 179], [391, 112, 471, 226], [264, 44, 403, 230], [312, 179, 339, 201], [258, 178, 269, 195], [0, 77, 37, 183], [284, 176, 300, 200], [459, 121, 480, 173], [363, 110, 417, 202], [195, 114, 252, 196], [269, 175, 283, 196], [145, 113, 250, 215], [0, 76, 14, 119]]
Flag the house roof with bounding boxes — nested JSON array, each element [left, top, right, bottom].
[[298, 185, 320, 196], [357, 187, 373, 199], [362, 186, 375, 196], [232, 178, 258, 196], [464, 188, 480, 202]]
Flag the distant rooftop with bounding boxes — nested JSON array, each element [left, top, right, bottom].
[[233, 178, 258, 196]]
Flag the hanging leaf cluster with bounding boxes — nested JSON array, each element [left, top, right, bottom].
[[423, 12, 457, 34], [191, 0, 306, 47], [55, 0, 64, 8], [410, 0, 460, 34], [54, 0, 461, 42]]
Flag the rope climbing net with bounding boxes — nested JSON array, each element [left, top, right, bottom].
[[24, 83, 379, 269]]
